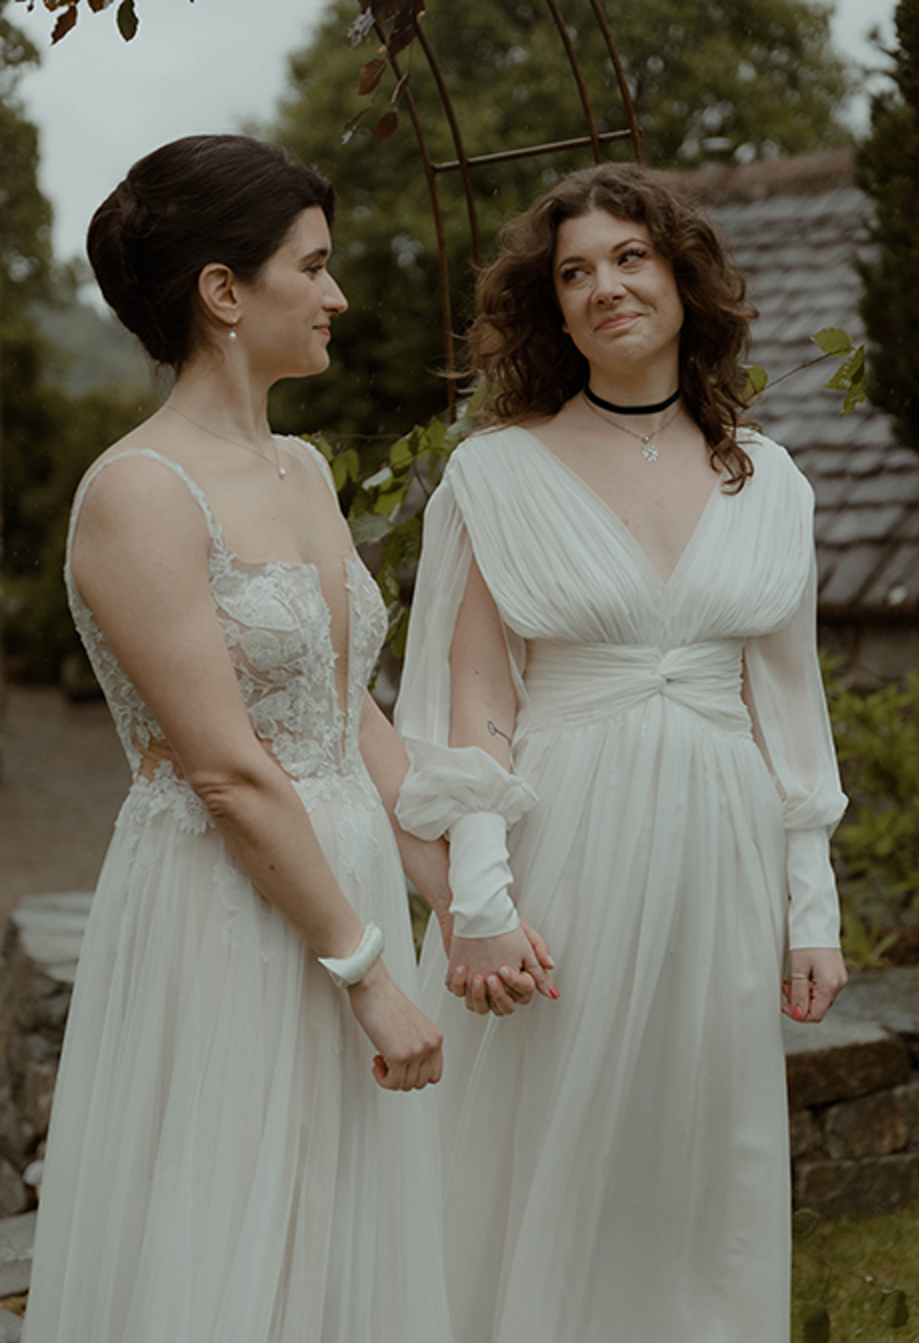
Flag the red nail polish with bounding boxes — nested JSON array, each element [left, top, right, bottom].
[[793, 1005, 804, 1021], [550, 985, 561, 1000]]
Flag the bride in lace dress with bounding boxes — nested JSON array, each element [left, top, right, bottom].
[[22, 135, 456, 1343], [395, 165, 849, 1342]]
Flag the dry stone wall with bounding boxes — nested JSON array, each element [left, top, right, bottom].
[[0, 894, 90, 1217], [784, 966, 919, 1215]]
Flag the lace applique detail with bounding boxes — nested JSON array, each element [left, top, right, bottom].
[[344, 559, 388, 756], [123, 763, 212, 835], [64, 449, 388, 795], [339, 799, 385, 924], [214, 853, 285, 964]]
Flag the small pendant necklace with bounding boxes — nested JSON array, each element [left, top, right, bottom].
[[166, 403, 287, 479], [582, 390, 682, 463]]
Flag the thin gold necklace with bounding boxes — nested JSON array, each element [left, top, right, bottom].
[[582, 391, 682, 463], [166, 403, 287, 479]]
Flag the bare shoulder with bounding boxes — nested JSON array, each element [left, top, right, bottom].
[[278, 433, 327, 465], [517, 413, 556, 434], [74, 440, 210, 566], [276, 433, 339, 491], [514, 405, 577, 452], [75, 409, 178, 495]]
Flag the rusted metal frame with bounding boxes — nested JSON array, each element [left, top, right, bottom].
[[373, 20, 457, 418], [432, 129, 633, 174], [543, 0, 603, 162], [585, 0, 644, 164], [410, 14, 481, 267]]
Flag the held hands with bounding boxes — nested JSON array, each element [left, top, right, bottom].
[[781, 947, 847, 1024], [347, 959, 444, 1091], [445, 919, 559, 1016]]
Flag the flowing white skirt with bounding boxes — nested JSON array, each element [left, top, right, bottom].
[[421, 695, 791, 1343], [24, 769, 451, 1343]]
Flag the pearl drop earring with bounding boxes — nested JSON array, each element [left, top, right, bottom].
[[228, 321, 238, 343]]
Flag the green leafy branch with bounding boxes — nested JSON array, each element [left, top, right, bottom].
[[743, 328, 868, 415], [311, 391, 479, 657]]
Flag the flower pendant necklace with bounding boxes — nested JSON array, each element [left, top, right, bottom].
[[582, 391, 682, 463]]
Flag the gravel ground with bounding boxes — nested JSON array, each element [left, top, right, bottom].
[[0, 686, 128, 941]]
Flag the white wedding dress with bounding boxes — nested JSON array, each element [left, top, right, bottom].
[[23, 444, 452, 1343], [395, 427, 845, 1343]]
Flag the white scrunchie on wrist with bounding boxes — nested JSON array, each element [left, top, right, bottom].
[[318, 923, 385, 989], [447, 812, 521, 939]]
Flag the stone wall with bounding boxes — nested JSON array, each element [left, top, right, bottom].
[[785, 966, 919, 1215], [0, 894, 89, 1217], [1, 893, 918, 1219]]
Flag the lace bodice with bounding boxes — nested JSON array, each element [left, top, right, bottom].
[[65, 447, 387, 815]]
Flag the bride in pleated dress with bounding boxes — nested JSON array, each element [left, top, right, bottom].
[[22, 134, 455, 1343], [395, 164, 848, 1342]]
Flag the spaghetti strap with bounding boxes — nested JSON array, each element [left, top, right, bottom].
[[65, 448, 224, 585]]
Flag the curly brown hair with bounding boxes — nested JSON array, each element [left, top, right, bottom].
[[468, 163, 757, 489]]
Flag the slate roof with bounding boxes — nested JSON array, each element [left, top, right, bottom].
[[683, 150, 919, 624]]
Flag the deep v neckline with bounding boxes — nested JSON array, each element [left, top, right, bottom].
[[517, 425, 725, 589]]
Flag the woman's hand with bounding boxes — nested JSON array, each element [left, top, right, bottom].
[[446, 922, 559, 1016], [347, 959, 444, 1091], [781, 947, 847, 1024]]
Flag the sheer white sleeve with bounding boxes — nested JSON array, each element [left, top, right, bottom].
[[394, 468, 537, 937], [395, 469, 537, 837], [743, 552, 847, 950]]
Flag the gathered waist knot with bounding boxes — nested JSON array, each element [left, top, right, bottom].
[[517, 639, 750, 737]]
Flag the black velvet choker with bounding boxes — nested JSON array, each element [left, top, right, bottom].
[[584, 385, 681, 416]]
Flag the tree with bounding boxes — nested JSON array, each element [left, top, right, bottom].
[[0, 0, 155, 686], [857, 0, 919, 450], [0, 5, 52, 311], [0, 0, 54, 712], [267, 0, 853, 440]]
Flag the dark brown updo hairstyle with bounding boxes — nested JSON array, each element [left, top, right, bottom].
[[87, 134, 335, 370], [469, 163, 757, 490]]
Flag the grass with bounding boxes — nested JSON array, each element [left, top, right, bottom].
[[793, 1199, 919, 1341]]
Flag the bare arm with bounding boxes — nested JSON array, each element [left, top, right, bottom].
[[359, 691, 452, 929], [449, 557, 517, 764], [72, 457, 442, 1089]]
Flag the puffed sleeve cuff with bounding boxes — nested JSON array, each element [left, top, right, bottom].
[[786, 827, 842, 950], [447, 813, 521, 939], [394, 738, 538, 842]]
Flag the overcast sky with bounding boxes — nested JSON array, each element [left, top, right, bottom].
[[12, 0, 900, 267]]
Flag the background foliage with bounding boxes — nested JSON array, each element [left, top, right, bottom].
[[826, 667, 919, 968], [0, 0, 155, 684], [857, 0, 919, 451]]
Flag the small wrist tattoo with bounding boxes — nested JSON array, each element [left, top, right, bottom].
[[487, 720, 512, 746]]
